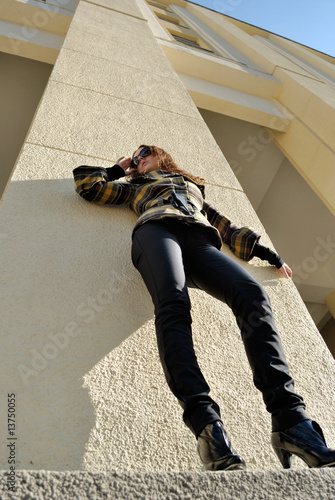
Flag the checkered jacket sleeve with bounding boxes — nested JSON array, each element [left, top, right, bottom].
[[203, 201, 261, 261], [73, 165, 135, 205]]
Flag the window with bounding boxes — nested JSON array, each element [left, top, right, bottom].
[[171, 34, 215, 53], [147, 1, 169, 10], [156, 13, 189, 28]]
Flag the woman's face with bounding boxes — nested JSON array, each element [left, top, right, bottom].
[[132, 147, 159, 175]]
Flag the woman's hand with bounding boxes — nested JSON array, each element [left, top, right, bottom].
[[278, 263, 292, 279], [116, 156, 137, 176]]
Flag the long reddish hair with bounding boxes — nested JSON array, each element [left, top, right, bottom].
[[129, 145, 205, 186]]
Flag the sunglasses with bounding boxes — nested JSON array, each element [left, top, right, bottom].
[[131, 147, 152, 167]]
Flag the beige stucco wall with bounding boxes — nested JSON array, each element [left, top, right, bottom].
[[0, 0, 335, 474]]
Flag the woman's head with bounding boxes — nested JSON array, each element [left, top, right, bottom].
[[129, 144, 205, 186], [131, 145, 178, 175]]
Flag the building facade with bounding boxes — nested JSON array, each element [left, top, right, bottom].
[[1, 0, 335, 479]]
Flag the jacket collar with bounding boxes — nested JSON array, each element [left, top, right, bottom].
[[130, 169, 206, 195], [145, 170, 177, 179], [130, 170, 179, 183]]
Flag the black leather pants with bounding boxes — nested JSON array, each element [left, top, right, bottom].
[[131, 219, 308, 436]]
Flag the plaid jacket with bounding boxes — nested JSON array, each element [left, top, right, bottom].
[[73, 165, 261, 261]]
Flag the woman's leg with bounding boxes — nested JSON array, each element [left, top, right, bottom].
[[184, 228, 308, 432], [131, 221, 221, 436]]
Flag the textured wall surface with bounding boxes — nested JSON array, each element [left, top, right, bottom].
[[1, 469, 335, 499], [0, 0, 334, 478]]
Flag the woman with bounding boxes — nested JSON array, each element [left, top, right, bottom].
[[73, 145, 335, 471]]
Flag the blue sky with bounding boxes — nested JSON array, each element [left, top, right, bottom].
[[190, 0, 335, 57]]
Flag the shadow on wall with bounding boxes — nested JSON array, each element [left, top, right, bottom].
[[0, 178, 155, 471], [0, 53, 53, 202]]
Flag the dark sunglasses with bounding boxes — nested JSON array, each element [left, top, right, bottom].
[[131, 147, 152, 167]]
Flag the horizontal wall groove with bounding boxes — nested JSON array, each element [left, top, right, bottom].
[[23, 142, 244, 193], [23, 142, 244, 192], [57, 46, 180, 84], [80, 0, 148, 22], [65, 24, 162, 52], [205, 181, 244, 192], [47, 78, 204, 121], [24, 142, 120, 165]]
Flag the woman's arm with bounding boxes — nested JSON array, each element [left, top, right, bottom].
[[202, 200, 261, 261], [251, 242, 292, 278], [73, 162, 135, 205], [202, 201, 291, 277], [251, 242, 284, 268], [105, 164, 127, 180]]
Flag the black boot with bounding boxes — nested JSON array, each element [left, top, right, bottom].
[[272, 419, 335, 468], [197, 421, 246, 471]]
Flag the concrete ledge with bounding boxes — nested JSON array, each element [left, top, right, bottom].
[[1, 469, 335, 499]]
